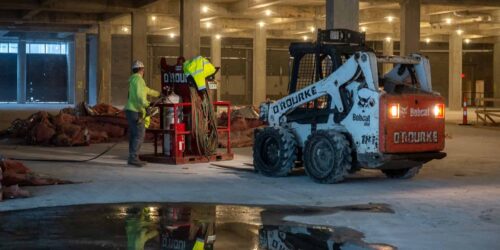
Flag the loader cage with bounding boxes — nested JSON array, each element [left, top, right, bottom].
[[286, 42, 370, 124]]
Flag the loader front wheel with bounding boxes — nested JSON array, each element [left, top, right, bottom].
[[253, 127, 297, 177], [304, 130, 352, 184]]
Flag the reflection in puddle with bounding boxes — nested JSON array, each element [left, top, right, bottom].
[[0, 203, 395, 250]]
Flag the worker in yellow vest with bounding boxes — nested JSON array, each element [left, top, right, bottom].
[[125, 60, 161, 167]]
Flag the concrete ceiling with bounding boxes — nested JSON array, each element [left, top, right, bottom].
[[0, 0, 499, 43]]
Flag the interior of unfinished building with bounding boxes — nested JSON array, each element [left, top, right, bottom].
[[0, 0, 499, 249]]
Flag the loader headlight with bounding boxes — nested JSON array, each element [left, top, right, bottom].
[[389, 103, 399, 119], [433, 103, 445, 119]]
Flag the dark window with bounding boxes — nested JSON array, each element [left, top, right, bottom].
[[26, 54, 68, 103], [0, 53, 17, 102]]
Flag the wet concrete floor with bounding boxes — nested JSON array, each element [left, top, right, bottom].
[[0, 203, 395, 250]]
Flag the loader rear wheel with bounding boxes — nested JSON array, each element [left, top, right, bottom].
[[253, 127, 297, 177], [382, 165, 422, 179], [303, 130, 352, 184]]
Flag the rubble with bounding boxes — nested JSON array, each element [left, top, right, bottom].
[[0, 158, 74, 201], [0, 103, 130, 146], [218, 106, 266, 148]]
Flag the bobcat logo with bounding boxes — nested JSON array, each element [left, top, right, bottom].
[[400, 106, 408, 117]]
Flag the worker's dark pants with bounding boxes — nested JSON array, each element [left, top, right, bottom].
[[125, 110, 145, 162]]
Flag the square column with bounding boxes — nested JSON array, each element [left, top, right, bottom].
[[400, 0, 420, 56], [211, 35, 222, 101], [252, 24, 266, 106], [98, 22, 112, 104], [448, 32, 462, 110], [132, 11, 148, 64], [17, 40, 26, 103], [326, 0, 359, 30], [74, 33, 87, 104], [382, 38, 394, 74], [180, 0, 200, 59], [494, 41, 500, 99]]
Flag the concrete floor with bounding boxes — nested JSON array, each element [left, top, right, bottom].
[[1, 123, 500, 249]]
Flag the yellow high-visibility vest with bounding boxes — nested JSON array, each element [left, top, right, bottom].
[[183, 56, 215, 91]]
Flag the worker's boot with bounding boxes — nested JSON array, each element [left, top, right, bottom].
[[127, 158, 146, 167]]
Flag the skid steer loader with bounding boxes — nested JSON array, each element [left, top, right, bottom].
[[253, 29, 446, 183]]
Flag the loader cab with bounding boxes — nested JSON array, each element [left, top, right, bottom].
[[287, 29, 372, 124]]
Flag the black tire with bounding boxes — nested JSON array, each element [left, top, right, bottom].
[[382, 165, 422, 179], [253, 127, 297, 177], [303, 130, 352, 184]]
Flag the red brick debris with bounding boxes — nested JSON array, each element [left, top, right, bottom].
[[0, 103, 264, 148], [0, 103, 161, 146], [217, 106, 266, 148], [0, 158, 74, 201]]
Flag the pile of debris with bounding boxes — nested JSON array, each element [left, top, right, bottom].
[[0, 157, 74, 201], [0, 103, 160, 147], [218, 106, 265, 148]]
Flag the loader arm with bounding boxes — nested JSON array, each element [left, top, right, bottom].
[[261, 51, 379, 127]]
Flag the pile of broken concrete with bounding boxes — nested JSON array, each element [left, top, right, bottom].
[[218, 106, 266, 148], [0, 103, 142, 146], [0, 157, 73, 201]]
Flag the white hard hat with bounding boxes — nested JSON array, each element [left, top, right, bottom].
[[132, 60, 145, 69]]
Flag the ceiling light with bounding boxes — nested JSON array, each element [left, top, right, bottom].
[[385, 36, 392, 42], [464, 38, 471, 44], [445, 18, 452, 25], [205, 22, 212, 28], [215, 34, 221, 40], [386, 16, 394, 22], [169, 33, 175, 38], [122, 26, 129, 32], [360, 26, 367, 32], [265, 9, 272, 16], [151, 15, 157, 21], [303, 35, 308, 41], [202, 5, 209, 13], [425, 38, 431, 44], [310, 26, 315, 32], [258, 21, 265, 28], [456, 29, 463, 35]]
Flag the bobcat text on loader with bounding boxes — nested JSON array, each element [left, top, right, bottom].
[[253, 29, 446, 183]]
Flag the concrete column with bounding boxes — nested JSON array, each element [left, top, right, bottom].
[[326, 0, 359, 30], [400, 0, 420, 56], [382, 38, 394, 74], [253, 25, 266, 106], [211, 35, 222, 101], [494, 41, 500, 99], [180, 0, 200, 59], [448, 32, 462, 110], [17, 40, 26, 103], [132, 11, 147, 64], [74, 33, 87, 104], [88, 35, 98, 105], [98, 22, 112, 104], [67, 41, 75, 104]]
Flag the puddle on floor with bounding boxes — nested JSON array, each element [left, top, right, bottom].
[[0, 203, 395, 250]]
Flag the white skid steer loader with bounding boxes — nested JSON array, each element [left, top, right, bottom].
[[253, 29, 446, 183]]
